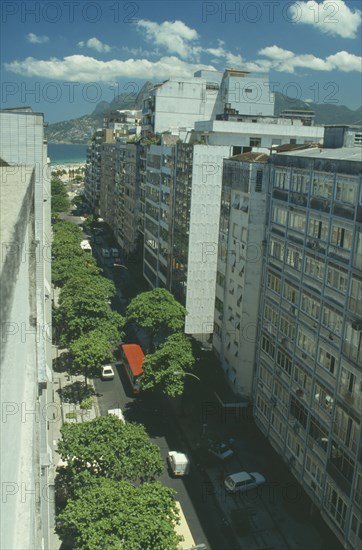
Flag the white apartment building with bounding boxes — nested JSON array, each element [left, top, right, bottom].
[[254, 140, 362, 550], [114, 141, 141, 256], [143, 142, 232, 336], [0, 108, 52, 550], [213, 153, 269, 398], [192, 115, 324, 151], [142, 69, 275, 136]]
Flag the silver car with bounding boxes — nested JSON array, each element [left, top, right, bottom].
[[224, 471, 266, 493]]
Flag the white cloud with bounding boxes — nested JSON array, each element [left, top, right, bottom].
[[135, 20, 199, 59], [4, 55, 215, 82], [78, 37, 111, 53], [258, 45, 362, 73], [26, 33, 49, 44], [290, 0, 362, 38]]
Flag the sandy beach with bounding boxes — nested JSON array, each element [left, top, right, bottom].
[[51, 162, 86, 172]]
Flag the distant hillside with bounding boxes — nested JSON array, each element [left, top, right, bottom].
[[45, 82, 153, 144], [45, 87, 361, 144]]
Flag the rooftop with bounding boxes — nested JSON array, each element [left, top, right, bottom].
[[278, 146, 362, 161]]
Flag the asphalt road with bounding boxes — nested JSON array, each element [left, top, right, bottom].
[[94, 369, 238, 550]]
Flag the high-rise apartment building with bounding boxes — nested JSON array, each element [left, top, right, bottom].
[[213, 153, 269, 397], [253, 133, 362, 550], [0, 108, 52, 550]]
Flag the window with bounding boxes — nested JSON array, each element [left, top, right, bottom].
[[289, 211, 306, 233], [333, 406, 359, 453], [290, 139, 296, 145], [290, 396, 308, 428], [276, 349, 292, 375], [304, 255, 324, 281], [312, 174, 333, 198], [294, 364, 311, 393], [291, 170, 309, 194], [331, 224, 353, 250], [301, 292, 320, 319], [318, 346, 336, 375], [285, 246, 302, 270], [283, 282, 299, 304], [262, 335, 275, 358], [280, 316, 296, 340], [274, 169, 289, 190], [322, 306, 343, 336], [335, 177, 357, 204], [267, 272, 281, 294], [297, 328, 316, 356], [250, 137, 261, 147], [270, 239, 284, 260], [326, 265, 348, 293], [325, 484, 347, 530], [272, 206, 288, 226], [308, 217, 329, 241], [232, 146, 242, 156]]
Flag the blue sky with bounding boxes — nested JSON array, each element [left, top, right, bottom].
[[1, 0, 361, 123]]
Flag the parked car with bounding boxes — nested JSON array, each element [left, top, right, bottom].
[[101, 365, 115, 380], [207, 439, 234, 460], [224, 471, 266, 493]]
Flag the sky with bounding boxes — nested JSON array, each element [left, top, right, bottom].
[[1, 0, 361, 123]]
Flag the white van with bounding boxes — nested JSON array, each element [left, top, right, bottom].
[[108, 408, 125, 423], [167, 451, 190, 476]]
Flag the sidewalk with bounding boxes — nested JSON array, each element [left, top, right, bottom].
[[48, 287, 100, 550]]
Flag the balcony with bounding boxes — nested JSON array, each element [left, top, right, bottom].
[[333, 203, 355, 220]]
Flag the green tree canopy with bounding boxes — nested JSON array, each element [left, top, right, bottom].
[[51, 178, 70, 214], [59, 274, 116, 305], [52, 254, 101, 287], [141, 333, 195, 397], [56, 293, 124, 346], [69, 330, 114, 381], [57, 478, 181, 550], [126, 289, 186, 349], [58, 415, 163, 483]]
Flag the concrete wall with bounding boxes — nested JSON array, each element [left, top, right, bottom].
[[185, 145, 232, 334]]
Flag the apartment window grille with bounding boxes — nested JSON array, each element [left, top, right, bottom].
[[354, 133, 362, 146], [255, 170, 263, 192]]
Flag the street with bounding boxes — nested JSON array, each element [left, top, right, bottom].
[[94, 369, 238, 550]]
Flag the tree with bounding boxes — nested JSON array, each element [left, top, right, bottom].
[[51, 178, 70, 214], [52, 254, 101, 287], [141, 333, 195, 396], [69, 330, 114, 382], [57, 478, 181, 550], [59, 274, 116, 305], [126, 289, 186, 350], [56, 293, 124, 346], [58, 415, 163, 483]]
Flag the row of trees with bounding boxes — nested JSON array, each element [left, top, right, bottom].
[[56, 414, 182, 548], [53, 218, 197, 395], [51, 178, 70, 216], [51, 212, 199, 546], [52, 220, 125, 384]]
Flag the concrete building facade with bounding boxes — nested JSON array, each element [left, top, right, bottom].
[[253, 145, 362, 550], [213, 153, 269, 398], [0, 108, 52, 550]]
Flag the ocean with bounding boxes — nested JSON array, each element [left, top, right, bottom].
[[48, 143, 88, 165]]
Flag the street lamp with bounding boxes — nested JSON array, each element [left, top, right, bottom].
[[173, 371, 201, 382]]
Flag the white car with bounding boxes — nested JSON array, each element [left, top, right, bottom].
[[101, 365, 115, 380], [108, 408, 125, 423], [224, 471, 266, 493]]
